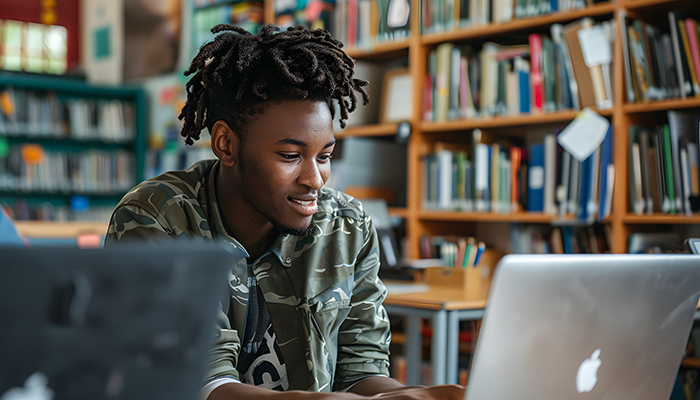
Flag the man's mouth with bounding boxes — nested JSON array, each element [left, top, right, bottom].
[[288, 196, 318, 216], [290, 198, 314, 206]]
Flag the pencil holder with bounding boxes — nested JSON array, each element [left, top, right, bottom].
[[423, 249, 504, 301]]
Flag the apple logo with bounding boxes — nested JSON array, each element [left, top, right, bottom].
[[0, 372, 55, 400], [576, 349, 602, 394]]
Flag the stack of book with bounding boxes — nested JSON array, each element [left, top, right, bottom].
[[510, 223, 611, 254], [0, 88, 135, 142], [421, 124, 614, 222], [628, 110, 700, 216], [424, 18, 614, 122], [421, 0, 609, 34], [622, 11, 700, 103], [0, 147, 135, 195]]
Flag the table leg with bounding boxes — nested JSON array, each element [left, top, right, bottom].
[[406, 316, 422, 385], [431, 309, 447, 385], [446, 310, 460, 384]]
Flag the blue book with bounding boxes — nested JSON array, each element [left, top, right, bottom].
[[549, 0, 558, 12], [578, 156, 590, 221], [527, 143, 545, 212], [598, 126, 613, 221], [483, 145, 492, 211], [519, 69, 531, 114], [561, 226, 573, 254]]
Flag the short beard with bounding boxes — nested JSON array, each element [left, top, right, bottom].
[[271, 219, 314, 237]]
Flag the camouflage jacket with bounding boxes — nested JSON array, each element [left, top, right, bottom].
[[104, 160, 391, 392]]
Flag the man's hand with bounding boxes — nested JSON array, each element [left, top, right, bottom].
[[208, 378, 466, 400], [369, 385, 465, 400], [348, 377, 464, 400]]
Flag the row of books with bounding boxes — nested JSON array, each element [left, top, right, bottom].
[[622, 11, 700, 103], [421, 126, 614, 222], [628, 110, 700, 216], [321, 0, 411, 50], [0, 147, 135, 194], [0, 200, 116, 222], [0, 88, 136, 142], [510, 223, 611, 254], [424, 18, 614, 122], [0, 19, 67, 75], [421, 0, 604, 34], [192, 1, 263, 48], [418, 234, 485, 266]]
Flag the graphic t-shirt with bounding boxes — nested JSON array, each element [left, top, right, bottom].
[[236, 264, 289, 391]]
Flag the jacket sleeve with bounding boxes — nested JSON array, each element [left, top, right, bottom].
[[104, 205, 172, 243], [333, 215, 391, 391], [104, 204, 243, 382]]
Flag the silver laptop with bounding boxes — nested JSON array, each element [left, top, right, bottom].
[[466, 254, 700, 400], [0, 243, 243, 400]]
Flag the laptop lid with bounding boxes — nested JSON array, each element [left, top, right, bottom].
[[0, 244, 242, 400], [466, 254, 700, 400]]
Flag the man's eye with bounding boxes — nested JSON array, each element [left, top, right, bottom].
[[318, 154, 333, 162], [279, 153, 299, 160]]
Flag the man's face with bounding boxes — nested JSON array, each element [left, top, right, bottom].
[[234, 100, 335, 236]]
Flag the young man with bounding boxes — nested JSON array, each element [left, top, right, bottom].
[[106, 24, 464, 400]]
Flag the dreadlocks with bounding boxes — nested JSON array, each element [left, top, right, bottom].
[[178, 23, 370, 145]]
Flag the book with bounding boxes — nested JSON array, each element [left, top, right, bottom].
[[528, 34, 544, 113], [527, 143, 545, 212], [563, 18, 597, 108]]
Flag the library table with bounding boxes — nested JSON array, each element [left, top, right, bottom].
[[384, 286, 700, 386], [383, 284, 487, 385]]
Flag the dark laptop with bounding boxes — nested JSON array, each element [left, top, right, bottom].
[[0, 244, 243, 400]]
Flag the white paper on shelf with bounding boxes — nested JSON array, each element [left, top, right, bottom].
[[557, 107, 609, 162], [577, 25, 612, 68]]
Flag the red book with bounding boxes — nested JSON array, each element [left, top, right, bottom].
[[528, 33, 544, 113], [347, 0, 357, 48], [423, 73, 433, 121], [685, 19, 700, 93]]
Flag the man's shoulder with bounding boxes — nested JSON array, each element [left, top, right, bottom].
[[116, 160, 216, 215], [317, 187, 367, 222]]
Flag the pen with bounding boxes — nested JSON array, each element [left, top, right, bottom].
[[473, 242, 486, 267]]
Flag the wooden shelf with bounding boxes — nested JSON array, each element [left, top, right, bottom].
[[421, 3, 615, 45], [15, 221, 108, 239], [345, 40, 410, 60], [388, 207, 409, 218], [623, 0, 694, 11], [335, 123, 398, 138], [624, 98, 700, 114], [681, 358, 700, 369], [421, 109, 612, 133], [418, 210, 559, 223], [623, 214, 700, 224]]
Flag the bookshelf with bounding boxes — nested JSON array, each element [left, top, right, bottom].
[[421, 108, 613, 132], [682, 357, 700, 369], [0, 72, 147, 223], [302, 0, 700, 261], [421, 2, 616, 44]]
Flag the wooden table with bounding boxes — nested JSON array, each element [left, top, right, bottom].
[[383, 283, 487, 385]]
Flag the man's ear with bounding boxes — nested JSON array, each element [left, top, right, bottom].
[[210, 120, 240, 167]]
